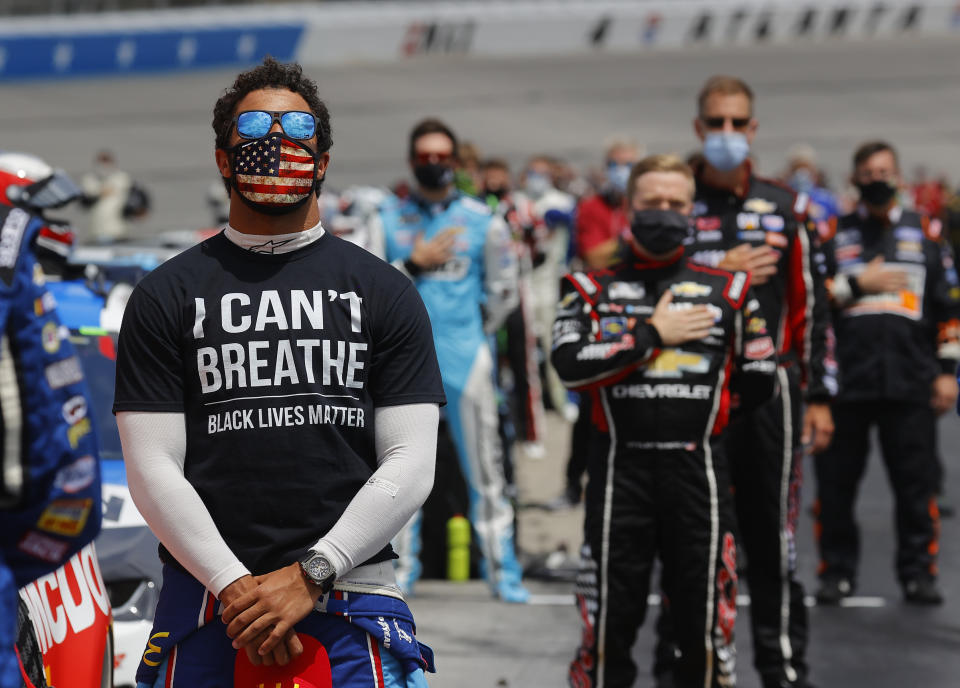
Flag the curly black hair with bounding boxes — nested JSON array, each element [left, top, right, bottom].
[[212, 57, 332, 154]]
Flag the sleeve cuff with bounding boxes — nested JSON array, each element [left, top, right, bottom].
[[208, 562, 252, 598], [640, 321, 663, 349], [938, 357, 960, 376], [830, 274, 855, 307], [309, 539, 352, 581]]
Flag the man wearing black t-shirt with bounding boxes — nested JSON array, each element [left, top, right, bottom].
[[113, 58, 445, 688]]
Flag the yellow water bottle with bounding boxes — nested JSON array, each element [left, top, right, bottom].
[[447, 514, 471, 581]]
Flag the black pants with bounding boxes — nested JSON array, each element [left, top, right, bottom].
[[657, 368, 808, 688], [570, 439, 737, 688], [814, 400, 940, 585]]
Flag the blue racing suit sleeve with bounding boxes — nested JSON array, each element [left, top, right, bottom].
[[0, 206, 102, 583]]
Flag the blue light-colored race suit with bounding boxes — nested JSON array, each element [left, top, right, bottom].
[[376, 192, 526, 600], [0, 206, 102, 688]]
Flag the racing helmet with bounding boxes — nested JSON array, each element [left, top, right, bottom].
[[0, 150, 82, 210]]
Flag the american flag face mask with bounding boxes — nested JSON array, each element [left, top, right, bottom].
[[229, 132, 320, 215]]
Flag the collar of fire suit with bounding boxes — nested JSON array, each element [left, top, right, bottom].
[[694, 158, 754, 200], [410, 189, 459, 215], [856, 202, 902, 226], [223, 220, 325, 254], [614, 243, 685, 280]]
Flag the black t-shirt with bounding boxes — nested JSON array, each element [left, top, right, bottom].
[[113, 231, 445, 575]]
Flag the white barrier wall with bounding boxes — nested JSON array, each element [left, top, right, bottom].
[[0, 1, 957, 80]]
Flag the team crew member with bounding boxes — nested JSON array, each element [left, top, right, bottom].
[[113, 59, 445, 687], [655, 75, 836, 688], [376, 119, 528, 603], [555, 155, 778, 688], [815, 141, 960, 605], [0, 154, 102, 688]]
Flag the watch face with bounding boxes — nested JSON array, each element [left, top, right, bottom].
[[306, 555, 331, 581]]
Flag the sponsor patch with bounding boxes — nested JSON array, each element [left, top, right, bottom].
[[737, 213, 760, 230], [571, 272, 597, 295], [696, 216, 722, 232], [746, 316, 768, 334], [32, 263, 45, 286], [698, 230, 723, 242], [18, 531, 69, 563], [895, 227, 923, 242], [835, 230, 861, 247], [558, 291, 580, 309], [576, 334, 636, 361], [597, 302, 624, 314], [835, 245, 861, 263], [67, 417, 92, 449], [608, 281, 645, 300], [692, 201, 708, 216], [53, 455, 96, 493], [0, 208, 30, 286], [62, 395, 88, 425], [744, 198, 777, 214], [611, 383, 712, 400], [671, 281, 712, 298], [737, 230, 766, 242], [44, 356, 84, 389], [741, 360, 777, 373], [600, 316, 629, 339], [646, 349, 711, 378], [37, 498, 93, 536], [895, 240, 924, 261], [689, 249, 726, 267], [744, 336, 775, 360], [761, 215, 785, 231], [33, 291, 57, 316], [41, 321, 61, 354], [727, 272, 748, 302]]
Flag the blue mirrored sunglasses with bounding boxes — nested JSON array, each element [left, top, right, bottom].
[[234, 110, 319, 141]]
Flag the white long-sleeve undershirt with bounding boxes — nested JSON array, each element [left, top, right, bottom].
[[117, 403, 438, 596]]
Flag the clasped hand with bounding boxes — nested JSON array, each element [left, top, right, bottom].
[[219, 563, 325, 667]]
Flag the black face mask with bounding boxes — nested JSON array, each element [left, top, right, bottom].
[[413, 163, 454, 191], [485, 186, 508, 201], [630, 209, 690, 256], [857, 180, 897, 207]]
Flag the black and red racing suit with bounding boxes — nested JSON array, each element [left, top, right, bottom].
[[552, 252, 777, 688], [815, 206, 960, 588], [671, 169, 836, 688]]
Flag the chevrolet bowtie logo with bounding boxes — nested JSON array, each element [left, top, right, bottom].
[[646, 349, 711, 378]]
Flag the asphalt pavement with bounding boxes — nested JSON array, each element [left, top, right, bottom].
[[412, 410, 960, 688], [5, 33, 960, 687]]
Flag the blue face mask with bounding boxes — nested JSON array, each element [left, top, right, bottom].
[[703, 132, 750, 172], [789, 168, 815, 194], [606, 162, 632, 192], [525, 172, 551, 199]]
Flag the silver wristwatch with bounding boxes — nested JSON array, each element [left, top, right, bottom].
[[298, 550, 336, 594]]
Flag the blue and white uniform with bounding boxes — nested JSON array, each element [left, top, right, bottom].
[[378, 193, 527, 601], [0, 206, 102, 688]]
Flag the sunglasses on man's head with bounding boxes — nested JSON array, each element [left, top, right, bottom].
[[701, 116, 752, 130], [234, 110, 320, 141], [412, 151, 455, 165]]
